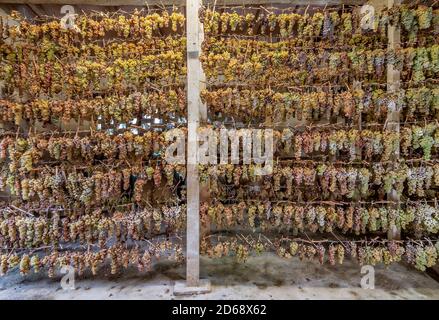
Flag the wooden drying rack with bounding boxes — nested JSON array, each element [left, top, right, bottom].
[[0, 0, 407, 290]]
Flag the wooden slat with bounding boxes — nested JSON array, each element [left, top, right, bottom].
[[386, 0, 401, 240]]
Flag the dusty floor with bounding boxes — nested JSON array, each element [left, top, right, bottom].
[[0, 253, 438, 300]]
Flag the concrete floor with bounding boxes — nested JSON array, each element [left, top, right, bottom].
[[0, 253, 438, 300]]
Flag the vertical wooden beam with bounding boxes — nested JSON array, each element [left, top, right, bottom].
[[185, 0, 202, 287], [175, 0, 210, 295], [386, 0, 401, 240], [387, 0, 401, 100]]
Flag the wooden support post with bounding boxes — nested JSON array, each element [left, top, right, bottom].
[[174, 0, 210, 295], [386, 0, 401, 240], [186, 0, 202, 287]]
